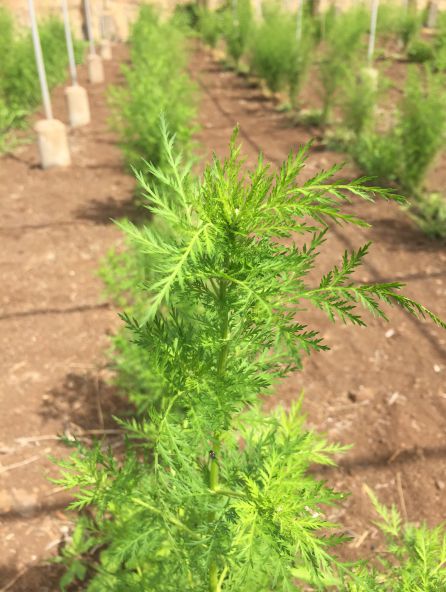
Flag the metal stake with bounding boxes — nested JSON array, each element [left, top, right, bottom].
[[61, 0, 78, 85], [84, 0, 96, 55], [27, 0, 53, 120], [367, 0, 379, 66], [296, 0, 304, 42]]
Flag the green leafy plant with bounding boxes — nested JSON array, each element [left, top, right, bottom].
[[407, 38, 434, 63], [340, 487, 446, 591], [352, 129, 400, 185], [197, 7, 222, 48], [318, 7, 368, 126], [57, 124, 445, 591], [352, 67, 446, 191], [409, 192, 446, 239], [433, 11, 446, 71], [341, 66, 380, 138], [398, 67, 446, 193], [221, 0, 253, 68], [249, 3, 313, 108], [398, 9, 422, 51], [108, 6, 197, 175]]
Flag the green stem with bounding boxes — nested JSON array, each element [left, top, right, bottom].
[[209, 276, 230, 592]]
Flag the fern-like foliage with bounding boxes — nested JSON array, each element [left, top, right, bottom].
[[56, 123, 445, 591], [338, 488, 446, 591]]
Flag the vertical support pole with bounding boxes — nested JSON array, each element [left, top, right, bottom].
[[84, 0, 96, 55], [253, 0, 262, 23], [61, 0, 77, 85], [296, 0, 304, 42], [367, 0, 379, 66], [27, 0, 53, 120], [232, 0, 237, 26], [426, 2, 438, 28]]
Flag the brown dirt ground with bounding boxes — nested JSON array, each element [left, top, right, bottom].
[[0, 41, 445, 590], [0, 46, 135, 590]]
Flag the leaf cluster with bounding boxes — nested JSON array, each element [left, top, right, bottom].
[[248, 2, 314, 107], [57, 123, 445, 591], [353, 65, 446, 225]]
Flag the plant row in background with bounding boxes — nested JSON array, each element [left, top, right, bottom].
[[0, 7, 84, 152], [195, 1, 446, 238], [102, 5, 199, 414], [108, 5, 197, 176]]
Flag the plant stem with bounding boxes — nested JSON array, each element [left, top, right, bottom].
[[209, 276, 230, 592]]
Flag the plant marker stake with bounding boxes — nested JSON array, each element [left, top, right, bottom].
[[61, 0, 78, 85], [61, 0, 91, 127], [84, 0, 105, 83], [84, 0, 96, 55], [27, 0, 53, 120], [296, 0, 304, 42], [28, 0, 71, 167], [367, 0, 379, 66]]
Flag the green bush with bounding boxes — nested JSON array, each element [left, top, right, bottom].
[[433, 12, 446, 70], [108, 6, 197, 174], [56, 125, 445, 591], [407, 38, 434, 63], [352, 129, 400, 184], [197, 7, 222, 48], [398, 67, 446, 192], [221, 0, 253, 67], [341, 67, 380, 138], [341, 488, 446, 591], [410, 192, 446, 239], [318, 7, 368, 125], [352, 67, 446, 191], [249, 4, 313, 107]]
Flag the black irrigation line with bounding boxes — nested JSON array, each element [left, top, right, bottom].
[[192, 57, 446, 359], [0, 302, 111, 322]]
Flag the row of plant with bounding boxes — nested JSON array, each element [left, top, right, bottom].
[[108, 5, 197, 177], [100, 5, 199, 417], [53, 6, 446, 591], [0, 7, 84, 152], [195, 2, 446, 238]]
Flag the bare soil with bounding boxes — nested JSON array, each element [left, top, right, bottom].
[[0, 42, 445, 590], [0, 46, 135, 591]]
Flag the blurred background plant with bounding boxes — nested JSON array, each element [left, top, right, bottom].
[[108, 6, 197, 178], [0, 7, 85, 153]]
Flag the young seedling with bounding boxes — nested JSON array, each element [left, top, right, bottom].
[[57, 124, 445, 591]]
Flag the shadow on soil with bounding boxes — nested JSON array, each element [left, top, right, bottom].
[[74, 195, 146, 226], [0, 563, 65, 592], [369, 216, 446, 253], [40, 370, 131, 432], [315, 444, 446, 476]]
